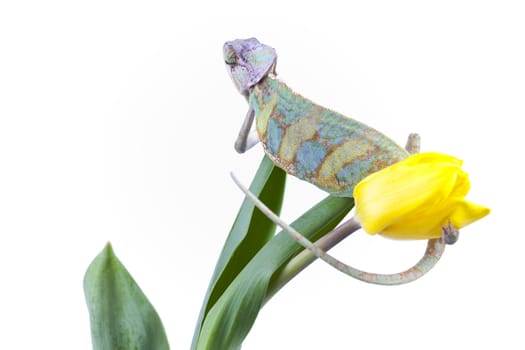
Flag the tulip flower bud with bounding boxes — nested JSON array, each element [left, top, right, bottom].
[[353, 152, 490, 240]]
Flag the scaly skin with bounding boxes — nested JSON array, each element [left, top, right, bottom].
[[250, 77, 408, 196]]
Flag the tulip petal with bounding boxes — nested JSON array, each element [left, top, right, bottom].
[[449, 199, 491, 229], [448, 169, 470, 199], [354, 154, 462, 234], [378, 204, 451, 240]]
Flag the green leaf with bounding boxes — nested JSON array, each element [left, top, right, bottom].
[[191, 156, 286, 348], [195, 195, 354, 350], [84, 243, 170, 350]]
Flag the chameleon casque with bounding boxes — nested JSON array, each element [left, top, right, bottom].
[[224, 38, 454, 285]]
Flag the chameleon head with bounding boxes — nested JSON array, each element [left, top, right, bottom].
[[223, 38, 277, 96]]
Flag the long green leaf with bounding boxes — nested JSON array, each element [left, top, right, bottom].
[[196, 195, 354, 350], [191, 156, 286, 348], [84, 243, 169, 350]]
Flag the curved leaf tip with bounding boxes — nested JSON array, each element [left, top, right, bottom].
[[84, 242, 169, 350]]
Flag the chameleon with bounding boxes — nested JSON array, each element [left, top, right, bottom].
[[224, 38, 457, 285], [224, 38, 408, 197]]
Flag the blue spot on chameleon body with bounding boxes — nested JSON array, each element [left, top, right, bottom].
[[275, 85, 313, 126], [336, 159, 374, 187], [295, 141, 327, 179], [266, 118, 282, 156]]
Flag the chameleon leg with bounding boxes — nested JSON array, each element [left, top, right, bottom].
[[405, 133, 421, 154], [403, 133, 460, 243], [231, 172, 446, 285], [234, 107, 260, 153], [442, 221, 459, 245]]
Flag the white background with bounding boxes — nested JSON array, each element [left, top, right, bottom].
[[1, 1, 523, 349]]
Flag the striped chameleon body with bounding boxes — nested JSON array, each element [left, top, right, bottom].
[[224, 38, 451, 285], [250, 77, 408, 196]]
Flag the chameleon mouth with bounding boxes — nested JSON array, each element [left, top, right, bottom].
[[223, 43, 237, 66]]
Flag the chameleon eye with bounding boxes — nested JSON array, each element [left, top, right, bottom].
[[224, 47, 237, 65]]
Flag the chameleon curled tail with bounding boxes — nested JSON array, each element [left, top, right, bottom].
[[231, 171, 446, 285]]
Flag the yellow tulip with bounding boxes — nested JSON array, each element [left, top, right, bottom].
[[353, 152, 490, 240]]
